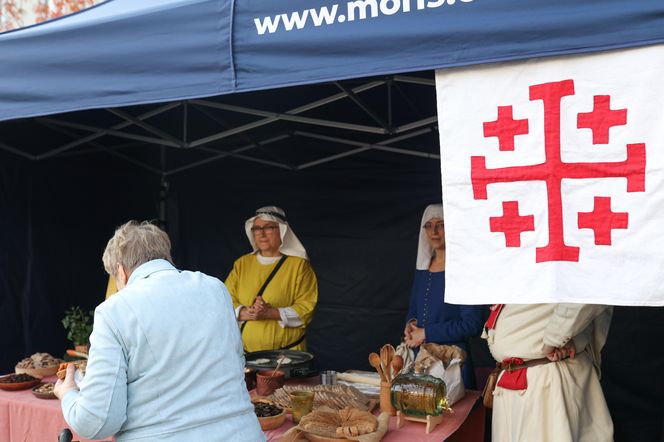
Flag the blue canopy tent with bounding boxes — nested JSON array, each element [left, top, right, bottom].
[[1, 2, 664, 438], [1, 0, 664, 121]]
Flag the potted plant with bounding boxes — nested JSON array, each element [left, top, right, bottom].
[[62, 306, 94, 354]]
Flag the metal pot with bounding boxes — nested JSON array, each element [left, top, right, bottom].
[[244, 350, 314, 379]]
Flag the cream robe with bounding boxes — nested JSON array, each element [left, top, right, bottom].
[[486, 304, 613, 442]]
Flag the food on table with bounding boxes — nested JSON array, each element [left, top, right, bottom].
[[254, 401, 283, 417], [336, 407, 378, 437], [72, 359, 87, 374], [34, 382, 55, 394], [277, 356, 292, 364], [298, 406, 378, 438], [268, 384, 372, 411], [252, 398, 287, 431], [56, 363, 70, 380], [0, 373, 38, 384], [56, 360, 87, 380], [16, 352, 60, 369], [414, 343, 466, 372], [247, 355, 294, 366]]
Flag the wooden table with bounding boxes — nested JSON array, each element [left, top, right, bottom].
[[0, 376, 105, 442], [258, 378, 485, 441]]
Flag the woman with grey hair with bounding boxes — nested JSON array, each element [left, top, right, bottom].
[[54, 221, 264, 442], [225, 206, 318, 352]]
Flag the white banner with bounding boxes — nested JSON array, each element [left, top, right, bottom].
[[436, 44, 664, 306]]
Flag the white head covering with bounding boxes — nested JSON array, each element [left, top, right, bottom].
[[416, 203, 444, 270], [244, 206, 309, 260]]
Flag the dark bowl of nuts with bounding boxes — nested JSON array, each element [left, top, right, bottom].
[[0, 373, 41, 391], [252, 397, 286, 431]]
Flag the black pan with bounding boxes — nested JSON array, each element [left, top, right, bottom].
[[244, 350, 314, 379]]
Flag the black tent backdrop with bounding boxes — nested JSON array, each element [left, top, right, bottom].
[[0, 75, 447, 374]]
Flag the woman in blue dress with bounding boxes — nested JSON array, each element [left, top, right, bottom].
[[403, 203, 484, 389]]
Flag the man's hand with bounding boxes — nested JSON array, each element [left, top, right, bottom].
[[543, 339, 576, 361], [54, 364, 79, 400]]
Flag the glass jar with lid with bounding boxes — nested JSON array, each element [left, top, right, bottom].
[[390, 372, 449, 416]]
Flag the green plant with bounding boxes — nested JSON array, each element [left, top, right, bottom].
[[62, 306, 94, 346]]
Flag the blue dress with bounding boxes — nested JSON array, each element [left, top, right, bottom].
[[406, 270, 484, 389]]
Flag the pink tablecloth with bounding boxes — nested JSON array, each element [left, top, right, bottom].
[[260, 380, 484, 442], [0, 376, 109, 442]]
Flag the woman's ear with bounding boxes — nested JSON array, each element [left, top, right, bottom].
[[115, 264, 129, 290]]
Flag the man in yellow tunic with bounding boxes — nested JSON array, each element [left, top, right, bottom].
[[225, 206, 317, 352], [484, 304, 613, 442]]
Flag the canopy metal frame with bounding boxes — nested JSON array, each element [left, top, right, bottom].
[[0, 75, 439, 177]]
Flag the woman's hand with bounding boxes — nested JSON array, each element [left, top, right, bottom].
[[253, 305, 281, 320], [238, 306, 258, 321], [54, 363, 79, 400], [405, 325, 426, 348], [238, 297, 281, 321], [403, 320, 417, 341]]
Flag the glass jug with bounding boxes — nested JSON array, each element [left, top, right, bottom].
[[390, 372, 449, 416]]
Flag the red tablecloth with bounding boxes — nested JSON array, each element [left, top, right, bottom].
[[259, 379, 485, 442], [0, 375, 484, 442], [0, 376, 109, 442]]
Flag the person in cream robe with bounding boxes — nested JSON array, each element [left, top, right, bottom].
[[484, 303, 613, 442]]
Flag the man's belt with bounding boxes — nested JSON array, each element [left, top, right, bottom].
[[497, 354, 576, 390], [499, 356, 557, 372]]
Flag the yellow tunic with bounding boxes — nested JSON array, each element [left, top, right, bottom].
[[105, 276, 117, 299], [225, 254, 318, 352]]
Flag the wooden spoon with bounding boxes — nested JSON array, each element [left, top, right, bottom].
[[369, 352, 387, 383], [391, 355, 404, 379], [384, 345, 395, 379], [271, 355, 286, 377], [379, 346, 389, 382]]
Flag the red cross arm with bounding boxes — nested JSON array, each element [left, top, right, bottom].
[[577, 95, 627, 145]]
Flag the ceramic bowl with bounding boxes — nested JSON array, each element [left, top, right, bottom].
[[15, 364, 58, 378], [252, 398, 286, 431]]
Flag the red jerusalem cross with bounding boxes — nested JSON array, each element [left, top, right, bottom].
[[577, 95, 627, 144], [578, 196, 628, 245], [490, 201, 534, 247], [483, 105, 529, 151], [471, 79, 646, 263]]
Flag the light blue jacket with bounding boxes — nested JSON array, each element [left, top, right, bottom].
[[61, 259, 264, 441]]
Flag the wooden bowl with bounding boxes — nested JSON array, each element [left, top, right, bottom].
[[252, 397, 286, 431], [15, 364, 59, 378]]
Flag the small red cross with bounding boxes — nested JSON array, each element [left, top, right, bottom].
[[484, 105, 529, 151], [490, 201, 535, 247], [578, 196, 628, 245], [577, 95, 627, 144]]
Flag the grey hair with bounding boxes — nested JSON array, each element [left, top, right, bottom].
[[102, 220, 173, 277]]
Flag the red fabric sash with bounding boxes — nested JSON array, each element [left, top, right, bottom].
[[485, 304, 504, 330], [497, 358, 528, 390], [485, 305, 528, 390]]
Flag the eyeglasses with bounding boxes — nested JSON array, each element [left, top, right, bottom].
[[422, 222, 444, 231], [251, 225, 279, 234]]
